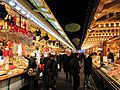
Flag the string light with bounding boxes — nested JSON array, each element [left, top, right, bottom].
[[104, 24, 106, 27], [109, 23, 111, 27], [113, 23, 116, 27], [119, 23, 120, 26], [94, 16, 97, 20], [98, 24, 101, 27]]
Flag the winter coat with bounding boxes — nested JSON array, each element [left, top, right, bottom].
[[46, 59, 58, 76], [84, 56, 92, 75], [70, 58, 80, 75], [63, 54, 71, 72]]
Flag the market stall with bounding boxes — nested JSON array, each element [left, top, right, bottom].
[[0, 1, 66, 90], [81, 0, 120, 89], [0, 2, 35, 90]]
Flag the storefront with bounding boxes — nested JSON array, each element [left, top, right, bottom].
[[0, 1, 68, 89], [81, 0, 120, 89]]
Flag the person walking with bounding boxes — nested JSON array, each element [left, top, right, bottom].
[[70, 53, 80, 90], [62, 54, 72, 83], [42, 55, 50, 88], [46, 55, 58, 90], [83, 52, 97, 89], [24, 53, 38, 90]]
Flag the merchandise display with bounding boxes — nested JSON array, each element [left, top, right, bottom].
[[93, 61, 120, 88]]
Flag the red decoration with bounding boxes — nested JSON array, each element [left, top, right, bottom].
[[22, 44, 25, 55], [23, 21, 26, 30], [3, 50, 9, 57], [14, 25, 18, 32], [10, 24, 13, 31], [8, 41, 12, 48], [14, 15, 16, 25], [44, 47, 49, 52]]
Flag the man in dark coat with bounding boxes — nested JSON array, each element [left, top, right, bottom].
[[42, 56, 49, 88], [70, 53, 80, 90], [62, 54, 72, 83], [24, 54, 37, 90], [46, 55, 58, 90], [83, 52, 97, 89]]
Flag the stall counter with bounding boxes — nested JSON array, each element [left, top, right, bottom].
[[92, 63, 120, 90], [0, 70, 27, 90]]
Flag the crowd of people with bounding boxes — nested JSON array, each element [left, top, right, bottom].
[[24, 51, 98, 90]]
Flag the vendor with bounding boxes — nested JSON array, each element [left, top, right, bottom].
[[107, 48, 114, 63]]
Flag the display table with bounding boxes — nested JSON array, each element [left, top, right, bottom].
[[92, 64, 120, 90], [0, 70, 27, 90]]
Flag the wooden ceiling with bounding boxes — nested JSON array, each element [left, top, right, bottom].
[[81, 0, 120, 49]]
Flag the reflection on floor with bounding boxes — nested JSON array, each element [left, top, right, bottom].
[[20, 68, 98, 90]]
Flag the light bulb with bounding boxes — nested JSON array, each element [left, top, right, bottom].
[[30, 17, 34, 21], [104, 24, 106, 27], [21, 10, 26, 14], [98, 24, 101, 27], [113, 23, 116, 27], [94, 16, 97, 20], [109, 23, 111, 27], [9, 1, 15, 6], [26, 14, 30, 18], [15, 6, 21, 11]]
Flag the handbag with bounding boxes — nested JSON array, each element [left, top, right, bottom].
[[27, 68, 37, 76]]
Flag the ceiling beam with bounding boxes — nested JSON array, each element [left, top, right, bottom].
[[96, 12, 120, 22], [93, 27, 120, 30], [102, 8, 120, 13], [96, 20, 120, 24], [103, 0, 120, 9]]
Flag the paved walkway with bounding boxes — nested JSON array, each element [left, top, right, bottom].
[[20, 68, 98, 90]]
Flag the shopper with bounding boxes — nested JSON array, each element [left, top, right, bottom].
[[83, 52, 97, 89], [63, 54, 72, 83], [46, 55, 58, 90], [24, 53, 38, 90], [42, 55, 50, 88], [70, 53, 80, 90]]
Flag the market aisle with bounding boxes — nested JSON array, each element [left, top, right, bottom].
[[20, 67, 98, 90]]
